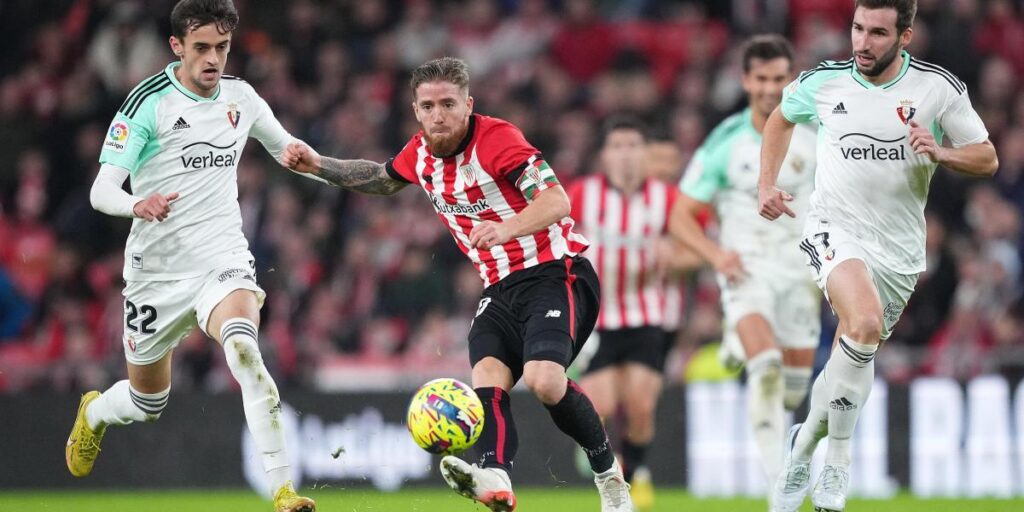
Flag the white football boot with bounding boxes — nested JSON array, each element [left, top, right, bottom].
[[440, 456, 516, 511], [771, 423, 812, 512], [811, 464, 850, 512], [595, 459, 634, 512]]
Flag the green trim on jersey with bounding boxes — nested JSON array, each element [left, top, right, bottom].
[[781, 62, 852, 124], [681, 109, 751, 202], [99, 87, 171, 174], [166, 62, 221, 102], [850, 51, 912, 90]]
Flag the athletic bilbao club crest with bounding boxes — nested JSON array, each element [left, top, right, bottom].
[[459, 163, 476, 185], [127, 336, 136, 352], [227, 102, 241, 128], [896, 99, 916, 125]]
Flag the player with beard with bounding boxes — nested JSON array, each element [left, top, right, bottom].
[[281, 57, 633, 512], [759, 1, 998, 511]]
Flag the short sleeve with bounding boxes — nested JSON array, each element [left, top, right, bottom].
[[386, 138, 419, 184], [679, 147, 725, 203], [780, 76, 819, 124], [250, 92, 294, 160], [939, 91, 989, 148], [480, 121, 559, 200], [98, 111, 153, 173], [483, 122, 540, 178]]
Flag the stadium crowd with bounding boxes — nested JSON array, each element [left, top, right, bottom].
[[0, 0, 1022, 392]]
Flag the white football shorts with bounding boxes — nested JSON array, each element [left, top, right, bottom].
[[120, 259, 265, 365], [718, 265, 823, 353], [799, 215, 918, 341]]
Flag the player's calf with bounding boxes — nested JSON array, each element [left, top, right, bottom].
[[220, 318, 291, 494], [543, 378, 616, 474]]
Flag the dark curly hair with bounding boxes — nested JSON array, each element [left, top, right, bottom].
[[170, 0, 239, 39]]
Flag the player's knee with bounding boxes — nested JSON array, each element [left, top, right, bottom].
[[522, 364, 567, 405], [845, 313, 883, 344], [626, 401, 657, 432]]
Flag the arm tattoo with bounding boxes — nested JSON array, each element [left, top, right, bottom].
[[313, 157, 408, 195]]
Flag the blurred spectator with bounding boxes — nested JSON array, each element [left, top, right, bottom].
[[86, 2, 164, 96]]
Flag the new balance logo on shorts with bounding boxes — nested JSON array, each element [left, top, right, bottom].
[[172, 117, 190, 130], [830, 397, 857, 411], [832, 102, 848, 115], [545, 310, 562, 318]]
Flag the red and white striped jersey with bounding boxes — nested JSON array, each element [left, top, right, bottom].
[[387, 114, 589, 286], [568, 174, 679, 330]]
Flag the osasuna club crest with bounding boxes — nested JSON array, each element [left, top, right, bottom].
[[227, 102, 241, 128], [896, 99, 916, 125]]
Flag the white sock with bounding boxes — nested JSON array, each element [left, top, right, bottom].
[[824, 336, 877, 467], [221, 318, 289, 495], [746, 348, 784, 483], [86, 380, 169, 429], [793, 370, 829, 463], [782, 366, 813, 411]]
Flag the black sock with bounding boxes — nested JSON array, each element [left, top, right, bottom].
[[474, 387, 518, 473], [621, 439, 649, 483], [545, 380, 615, 473]]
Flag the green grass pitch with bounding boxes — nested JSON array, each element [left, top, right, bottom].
[[1, 488, 1021, 512]]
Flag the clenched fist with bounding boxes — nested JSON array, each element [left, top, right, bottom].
[[133, 192, 179, 222], [280, 141, 322, 174]]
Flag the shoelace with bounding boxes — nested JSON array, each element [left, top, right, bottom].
[[820, 467, 849, 491], [598, 476, 630, 507], [78, 436, 102, 460], [783, 464, 810, 492]]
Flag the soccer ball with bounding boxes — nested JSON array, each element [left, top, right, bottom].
[[406, 378, 485, 455]]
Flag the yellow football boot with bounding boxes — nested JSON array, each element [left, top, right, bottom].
[[65, 391, 105, 477], [630, 467, 655, 511], [273, 481, 316, 512]]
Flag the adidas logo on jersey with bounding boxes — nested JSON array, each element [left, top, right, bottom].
[[829, 397, 857, 411], [172, 117, 191, 130], [832, 102, 848, 115]]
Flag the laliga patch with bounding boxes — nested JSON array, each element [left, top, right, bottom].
[[104, 120, 130, 153]]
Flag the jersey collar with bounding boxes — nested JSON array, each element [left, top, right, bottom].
[[165, 62, 221, 102], [850, 50, 911, 90]]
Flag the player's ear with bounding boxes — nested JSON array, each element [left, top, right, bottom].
[[466, 95, 474, 116], [169, 36, 183, 58], [412, 101, 423, 123], [900, 27, 913, 48]]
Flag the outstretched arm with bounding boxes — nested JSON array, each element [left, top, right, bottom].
[[280, 141, 408, 196]]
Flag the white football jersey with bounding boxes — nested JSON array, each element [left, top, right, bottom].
[[681, 107, 818, 277], [99, 62, 293, 281], [781, 51, 988, 274]]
